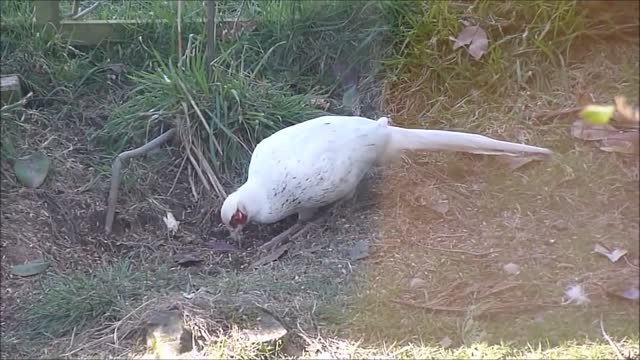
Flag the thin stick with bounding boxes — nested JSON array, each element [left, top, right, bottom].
[[251, 243, 290, 269], [391, 299, 557, 314], [423, 245, 501, 256], [167, 154, 188, 196], [600, 314, 625, 360], [532, 106, 582, 122], [72, 1, 101, 20], [623, 255, 640, 270], [187, 163, 199, 201], [113, 299, 156, 346], [105, 128, 177, 234]]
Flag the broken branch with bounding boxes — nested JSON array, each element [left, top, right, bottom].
[[105, 128, 177, 234], [423, 245, 502, 256]]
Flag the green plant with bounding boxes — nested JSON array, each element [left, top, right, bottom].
[[381, 0, 613, 121], [28, 260, 144, 338], [99, 36, 325, 177]]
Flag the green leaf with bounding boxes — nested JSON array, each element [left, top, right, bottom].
[[14, 152, 50, 188], [11, 260, 49, 277], [580, 105, 615, 125]]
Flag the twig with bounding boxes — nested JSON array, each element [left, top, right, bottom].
[[623, 255, 640, 270], [600, 314, 625, 360], [167, 154, 188, 196], [423, 245, 501, 256], [532, 106, 582, 122], [251, 243, 290, 269], [192, 143, 226, 198], [105, 128, 177, 234], [1, 91, 33, 113], [62, 335, 111, 357], [66, 326, 77, 352], [72, 2, 101, 20], [478, 282, 521, 299], [113, 298, 156, 346], [391, 298, 558, 315], [187, 162, 199, 201]]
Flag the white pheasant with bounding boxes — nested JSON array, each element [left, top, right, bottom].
[[221, 115, 552, 249]]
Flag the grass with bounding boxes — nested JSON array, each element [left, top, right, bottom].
[[1, 0, 639, 359]]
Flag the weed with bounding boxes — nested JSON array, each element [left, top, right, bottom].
[[99, 36, 325, 175], [27, 260, 151, 338]]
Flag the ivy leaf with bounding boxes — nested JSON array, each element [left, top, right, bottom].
[[580, 105, 615, 125], [11, 260, 49, 277], [14, 152, 50, 188]]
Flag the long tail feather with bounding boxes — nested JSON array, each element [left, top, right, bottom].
[[387, 125, 553, 156]]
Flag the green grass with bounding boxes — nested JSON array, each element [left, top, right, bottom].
[[25, 260, 178, 338], [383, 0, 639, 122]]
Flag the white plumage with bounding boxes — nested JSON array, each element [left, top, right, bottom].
[[220, 115, 552, 241]]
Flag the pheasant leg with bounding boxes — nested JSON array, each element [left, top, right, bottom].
[[258, 222, 306, 251], [258, 208, 331, 251]]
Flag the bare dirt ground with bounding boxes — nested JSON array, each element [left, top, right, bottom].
[[1, 45, 639, 358]]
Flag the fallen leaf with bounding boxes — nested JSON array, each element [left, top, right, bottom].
[[163, 212, 179, 234], [612, 96, 640, 128], [570, 120, 618, 141], [593, 242, 628, 263], [14, 152, 50, 188], [206, 240, 238, 252], [563, 284, 590, 305], [348, 240, 369, 261], [580, 104, 615, 125], [11, 260, 49, 277], [310, 97, 330, 110], [533, 312, 545, 324], [452, 25, 489, 60], [409, 277, 427, 289], [439, 336, 453, 349], [431, 201, 449, 215], [603, 277, 639, 302], [621, 286, 640, 301], [174, 253, 203, 267], [503, 263, 521, 275], [599, 137, 639, 154]]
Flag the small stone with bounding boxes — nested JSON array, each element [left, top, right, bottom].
[[439, 336, 453, 349], [550, 221, 568, 231], [503, 263, 521, 275], [145, 310, 191, 358], [237, 312, 288, 343]]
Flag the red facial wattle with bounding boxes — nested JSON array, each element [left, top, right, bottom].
[[229, 210, 247, 228]]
